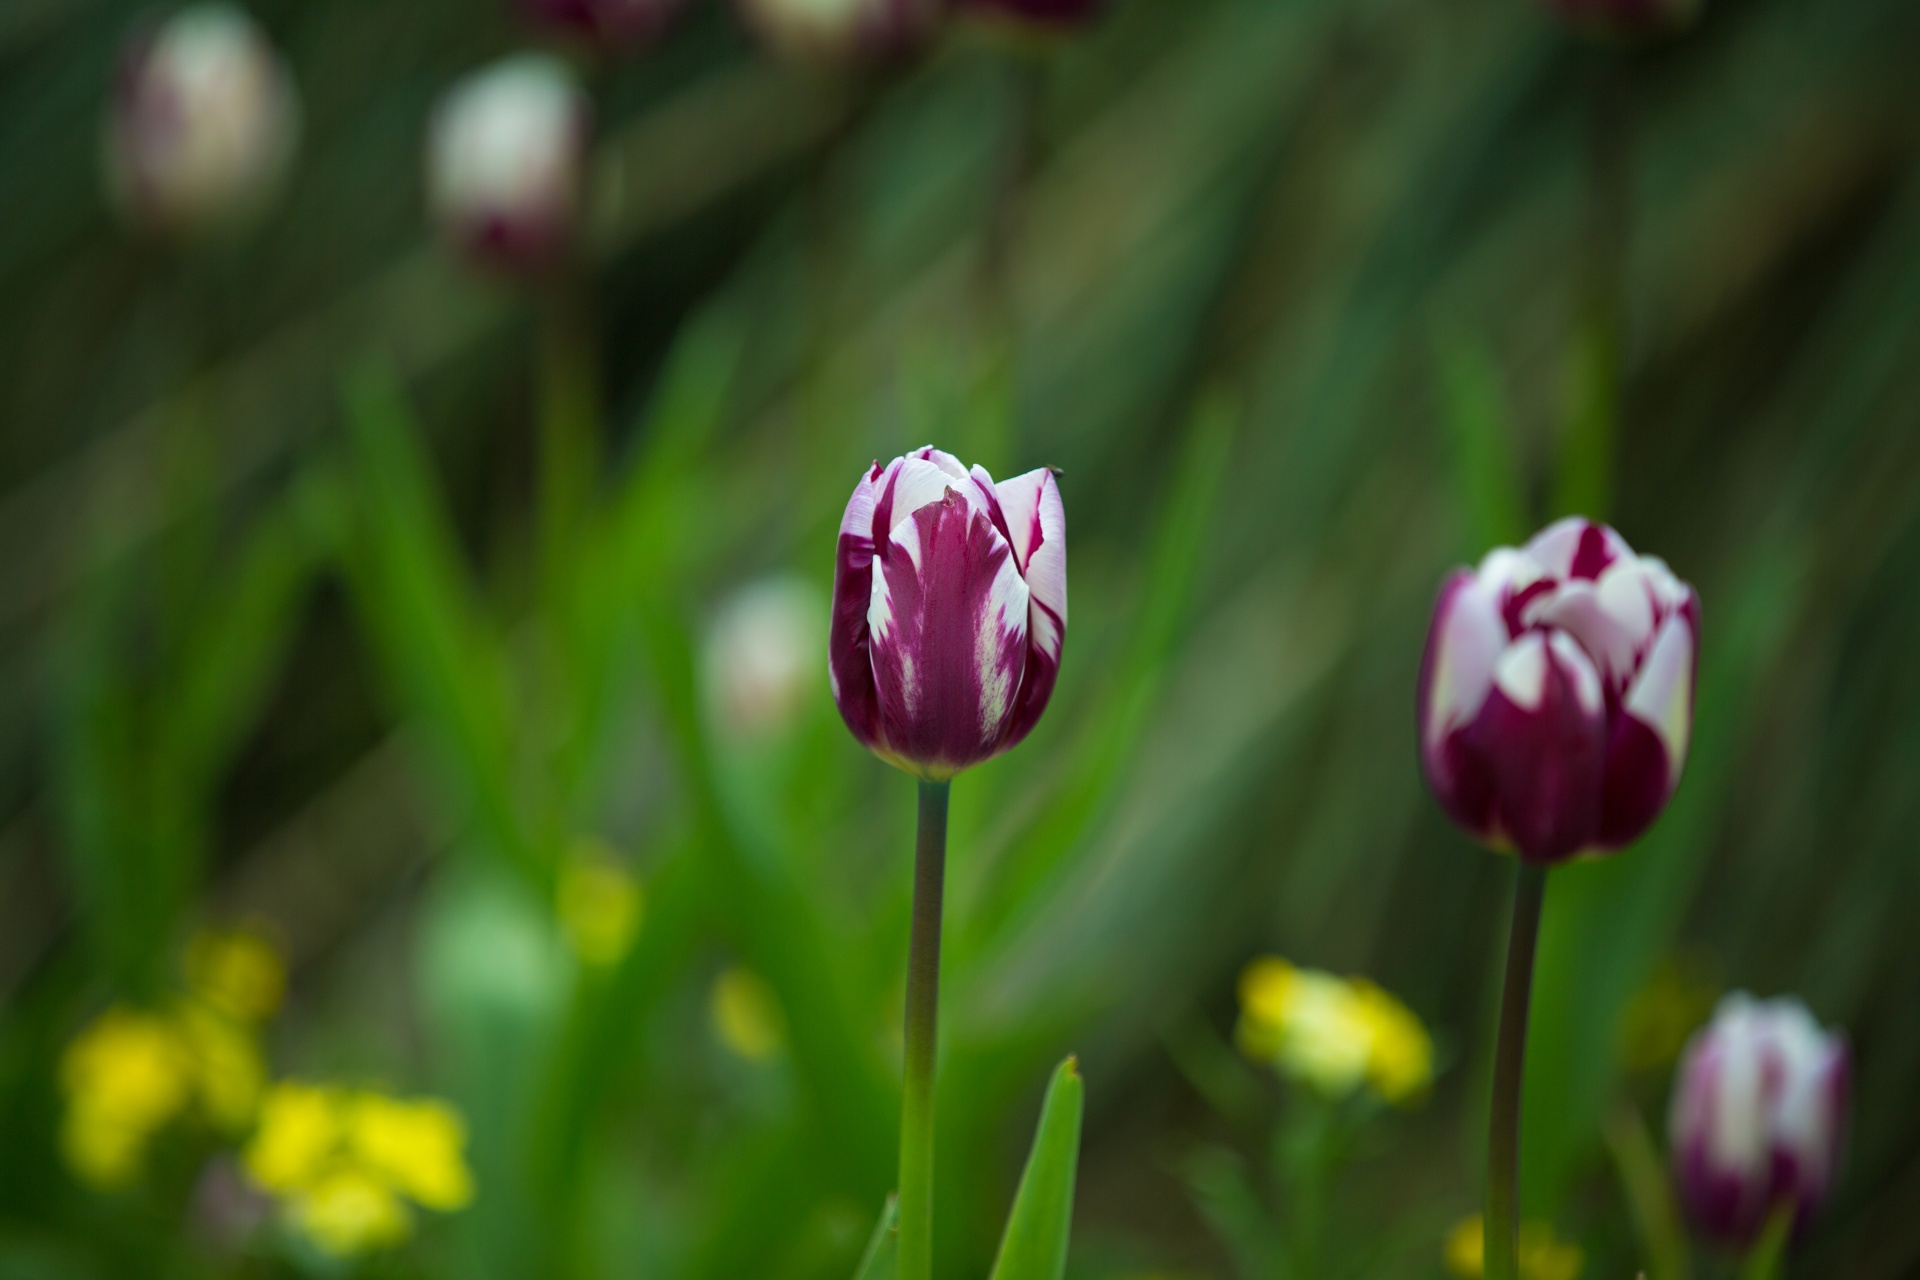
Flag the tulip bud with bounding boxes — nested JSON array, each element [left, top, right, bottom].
[[738, 0, 945, 66], [1670, 994, 1848, 1249], [1418, 517, 1698, 864], [1536, 0, 1701, 38], [426, 54, 588, 276], [830, 446, 1066, 779], [955, 0, 1105, 34], [517, 0, 684, 50], [704, 576, 827, 743], [104, 4, 300, 238]]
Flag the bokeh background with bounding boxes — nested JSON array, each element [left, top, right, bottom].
[[3, 0, 1919, 1276]]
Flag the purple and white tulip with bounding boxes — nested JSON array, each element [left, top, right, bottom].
[[830, 447, 1065, 780], [1417, 517, 1698, 864], [1537, 0, 1701, 37], [1670, 994, 1848, 1249], [737, 0, 945, 65], [104, 4, 300, 238], [517, 0, 684, 50], [426, 54, 588, 276]]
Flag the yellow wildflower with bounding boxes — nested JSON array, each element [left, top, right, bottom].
[[185, 927, 286, 1024], [289, 1169, 412, 1257], [1444, 1214, 1585, 1280], [245, 1081, 343, 1193], [59, 1007, 194, 1189], [347, 1093, 474, 1211], [175, 1002, 268, 1131], [1236, 957, 1432, 1106], [711, 967, 786, 1062], [556, 843, 644, 967]]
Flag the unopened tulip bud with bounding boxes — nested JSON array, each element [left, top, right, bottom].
[[738, 0, 945, 66], [1537, 0, 1701, 38], [1418, 518, 1698, 863], [426, 54, 588, 275], [517, 0, 685, 50], [1670, 994, 1848, 1249], [705, 576, 827, 743], [956, 0, 1105, 34], [104, 4, 299, 237], [830, 446, 1066, 779]]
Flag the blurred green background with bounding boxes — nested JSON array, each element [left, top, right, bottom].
[[2, 0, 1919, 1276]]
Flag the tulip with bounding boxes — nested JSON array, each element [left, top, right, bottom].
[[517, 0, 684, 49], [104, 4, 299, 238], [1418, 517, 1698, 865], [955, 0, 1105, 32], [830, 445, 1065, 1280], [426, 54, 588, 276], [737, 0, 946, 65], [1670, 994, 1848, 1250], [1536, 0, 1701, 37], [830, 446, 1066, 780]]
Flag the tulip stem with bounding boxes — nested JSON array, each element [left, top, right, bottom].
[[899, 778, 951, 1280], [1486, 861, 1548, 1280]]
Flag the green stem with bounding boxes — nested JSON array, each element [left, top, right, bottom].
[[899, 778, 951, 1280], [1486, 861, 1548, 1280], [537, 276, 601, 580]]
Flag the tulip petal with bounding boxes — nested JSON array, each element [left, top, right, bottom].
[[1419, 572, 1505, 754], [1623, 606, 1696, 778], [829, 463, 888, 750], [868, 491, 1030, 778], [1525, 517, 1630, 581], [1462, 632, 1606, 862], [996, 468, 1067, 751]]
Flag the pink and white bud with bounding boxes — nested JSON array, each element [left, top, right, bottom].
[[705, 576, 827, 743], [104, 4, 299, 237], [517, 0, 685, 50], [955, 0, 1105, 33], [1670, 994, 1848, 1249], [1537, 0, 1701, 37], [830, 447, 1066, 780], [1417, 517, 1698, 863], [426, 54, 588, 276], [737, 0, 945, 66]]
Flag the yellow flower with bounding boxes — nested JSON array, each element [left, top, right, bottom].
[[289, 1169, 412, 1257], [556, 844, 644, 967], [175, 1002, 267, 1131], [185, 928, 286, 1024], [1444, 1215, 1585, 1280], [244, 1081, 344, 1193], [347, 1094, 474, 1211], [711, 967, 786, 1062], [59, 1007, 195, 1189], [1235, 957, 1432, 1105]]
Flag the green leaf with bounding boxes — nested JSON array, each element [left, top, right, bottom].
[[1434, 334, 1529, 553], [988, 1056, 1084, 1280], [852, 1195, 899, 1280], [1738, 1203, 1793, 1280]]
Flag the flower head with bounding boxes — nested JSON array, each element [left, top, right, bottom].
[[1669, 994, 1847, 1250], [60, 1008, 196, 1188], [1444, 1214, 1585, 1280], [104, 4, 300, 237], [517, 0, 685, 49], [186, 926, 286, 1024], [556, 841, 644, 967], [711, 966, 787, 1062], [830, 447, 1066, 780], [1418, 517, 1698, 864], [738, 0, 946, 66], [427, 54, 588, 276], [1236, 958, 1432, 1105]]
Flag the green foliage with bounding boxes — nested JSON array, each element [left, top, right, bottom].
[[987, 1057, 1083, 1280]]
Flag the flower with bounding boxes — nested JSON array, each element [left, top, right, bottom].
[[517, 0, 684, 48], [556, 841, 645, 967], [1417, 517, 1698, 864], [711, 967, 787, 1062], [830, 446, 1066, 780], [426, 54, 588, 275], [1669, 994, 1847, 1250], [955, 0, 1106, 34], [1235, 958, 1432, 1105], [738, 0, 946, 66], [242, 1082, 474, 1256], [186, 926, 286, 1024], [60, 1008, 196, 1188], [103, 4, 300, 237], [705, 576, 827, 743], [1444, 1214, 1585, 1280], [1535, 0, 1701, 38]]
